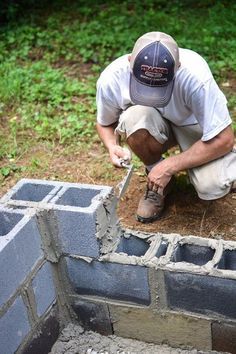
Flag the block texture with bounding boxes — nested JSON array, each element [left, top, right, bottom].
[[32, 262, 56, 317], [0, 216, 43, 308], [72, 299, 113, 335], [165, 271, 236, 319], [0, 296, 30, 354], [109, 304, 212, 350], [56, 210, 100, 257], [65, 258, 150, 305]]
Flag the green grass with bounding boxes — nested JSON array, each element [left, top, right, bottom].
[[0, 0, 236, 173]]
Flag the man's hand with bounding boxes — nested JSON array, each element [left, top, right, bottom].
[[147, 159, 172, 195], [96, 123, 132, 168], [109, 145, 131, 167], [147, 125, 235, 194]]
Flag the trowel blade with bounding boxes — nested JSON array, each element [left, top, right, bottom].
[[115, 164, 133, 200]]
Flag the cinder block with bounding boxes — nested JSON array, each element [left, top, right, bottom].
[[109, 304, 212, 351], [48, 184, 114, 258], [1, 179, 115, 258], [21, 305, 60, 354], [32, 262, 56, 317], [71, 298, 113, 335], [116, 235, 149, 256], [217, 249, 236, 271], [65, 257, 150, 305], [0, 209, 43, 308], [165, 271, 236, 319], [212, 321, 236, 354], [171, 244, 215, 266], [0, 296, 30, 354]]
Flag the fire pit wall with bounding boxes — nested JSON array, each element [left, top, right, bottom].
[[0, 178, 236, 354]]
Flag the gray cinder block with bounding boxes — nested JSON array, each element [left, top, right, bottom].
[[32, 262, 56, 317], [0, 209, 43, 308], [165, 271, 236, 319], [0, 296, 30, 354], [65, 257, 150, 305], [48, 184, 113, 258]]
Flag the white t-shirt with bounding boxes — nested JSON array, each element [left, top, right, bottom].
[[96, 48, 232, 141]]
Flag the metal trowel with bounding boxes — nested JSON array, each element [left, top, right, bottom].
[[108, 160, 133, 223], [115, 161, 133, 200]]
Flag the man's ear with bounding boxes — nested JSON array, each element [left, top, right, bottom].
[[128, 55, 131, 62], [178, 61, 181, 68]]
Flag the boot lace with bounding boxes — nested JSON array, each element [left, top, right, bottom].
[[144, 186, 162, 202]]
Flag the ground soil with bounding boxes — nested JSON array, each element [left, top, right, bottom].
[[0, 140, 235, 241]]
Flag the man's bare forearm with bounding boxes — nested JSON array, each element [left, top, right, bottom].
[[96, 122, 117, 150], [148, 125, 235, 190], [167, 126, 235, 175], [96, 122, 130, 167]]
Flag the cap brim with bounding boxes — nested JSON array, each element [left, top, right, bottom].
[[130, 73, 174, 108]]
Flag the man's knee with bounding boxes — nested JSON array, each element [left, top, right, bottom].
[[116, 105, 170, 144], [127, 128, 150, 145]]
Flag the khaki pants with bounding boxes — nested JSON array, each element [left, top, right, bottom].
[[116, 105, 236, 200]]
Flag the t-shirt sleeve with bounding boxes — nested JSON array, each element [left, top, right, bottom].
[[96, 77, 121, 126], [187, 78, 232, 141]]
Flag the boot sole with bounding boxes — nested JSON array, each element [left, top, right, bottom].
[[136, 213, 163, 224]]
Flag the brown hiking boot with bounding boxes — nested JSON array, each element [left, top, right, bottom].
[[136, 177, 174, 223]]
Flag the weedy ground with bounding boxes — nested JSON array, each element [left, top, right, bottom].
[[0, 0, 236, 239]]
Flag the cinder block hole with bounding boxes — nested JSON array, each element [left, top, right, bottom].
[[0, 212, 23, 236], [116, 236, 149, 256], [156, 242, 168, 258], [171, 244, 215, 266], [11, 183, 54, 202], [55, 187, 100, 207], [217, 250, 236, 270]]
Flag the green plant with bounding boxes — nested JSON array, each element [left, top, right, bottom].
[[0, 0, 235, 176]]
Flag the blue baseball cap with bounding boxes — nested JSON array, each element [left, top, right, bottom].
[[130, 32, 179, 108]]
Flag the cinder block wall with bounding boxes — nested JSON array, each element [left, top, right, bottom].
[[0, 206, 59, 354], [1, 178, 236, 354], [0, 179, 114, 354]]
